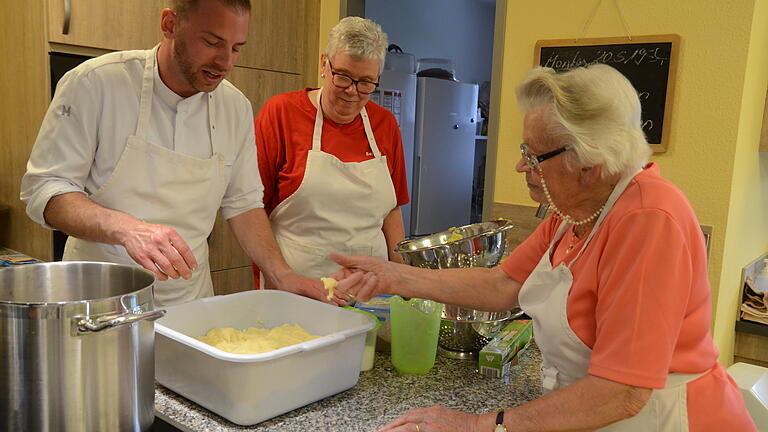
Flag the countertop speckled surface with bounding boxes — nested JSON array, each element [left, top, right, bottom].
[[155, 344, 543, 432]]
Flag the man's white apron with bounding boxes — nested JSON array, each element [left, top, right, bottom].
[[64, 47, 227, 306]]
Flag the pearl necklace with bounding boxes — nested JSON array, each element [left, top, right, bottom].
[[538, 167, 605, 226]]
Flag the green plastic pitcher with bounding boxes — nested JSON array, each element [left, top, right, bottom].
[[389, 296, 443, 375]]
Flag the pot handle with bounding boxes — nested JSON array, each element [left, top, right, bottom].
[[76, 309, 166, 335]]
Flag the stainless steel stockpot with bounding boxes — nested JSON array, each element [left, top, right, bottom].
[[0, 261, 164, 432]]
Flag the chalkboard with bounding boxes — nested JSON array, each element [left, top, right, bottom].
[[534, 35, 680, 152]]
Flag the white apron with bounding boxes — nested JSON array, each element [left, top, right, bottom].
[[518, 171, 707, 431], [265, 89, 397, 283], [63, 47, 227, 306]]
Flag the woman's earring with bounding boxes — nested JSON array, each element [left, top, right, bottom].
[[321, 73, 325, 78]]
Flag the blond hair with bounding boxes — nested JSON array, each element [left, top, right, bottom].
[[516, 64, 652, 177]]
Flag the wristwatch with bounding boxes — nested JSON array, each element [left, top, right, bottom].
[[494, 411, 507, 432]]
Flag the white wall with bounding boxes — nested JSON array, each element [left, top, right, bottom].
[[365, 0, 495, 85]]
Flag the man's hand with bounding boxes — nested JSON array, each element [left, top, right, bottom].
[[42, 192, 197, 281], [118, 221, 197, 281]]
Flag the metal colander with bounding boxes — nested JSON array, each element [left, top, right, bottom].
[[395, 219, 523, 359]]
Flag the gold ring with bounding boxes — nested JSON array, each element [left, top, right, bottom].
[[415, 424, 420, 432]]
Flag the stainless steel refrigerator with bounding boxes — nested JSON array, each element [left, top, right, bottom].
[[371, 69, 417, 236], [374, 73, 479, 237]]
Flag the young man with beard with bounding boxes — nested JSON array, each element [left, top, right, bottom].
[[21, 0, 326, 306]]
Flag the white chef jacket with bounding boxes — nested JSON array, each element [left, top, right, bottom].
[[21, 48, 264, 227]]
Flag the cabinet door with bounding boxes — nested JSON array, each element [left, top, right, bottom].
[[206, 67, 302, 273], [208, 211, 250, 272], [48, 0, 169, 51], [48, 0, 316, 75], [235, 0, 308, 73], [211, 266, 256, 296], [227, 66, 304, 115]]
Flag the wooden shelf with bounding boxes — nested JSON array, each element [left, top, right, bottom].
[[736, 319, 768, 337]]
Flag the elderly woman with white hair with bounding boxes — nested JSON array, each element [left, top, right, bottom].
[[252, 17, 409, 303], [331, 64, 756, 431]]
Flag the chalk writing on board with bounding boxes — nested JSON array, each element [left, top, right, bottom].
[[537, 40, 676, 146], [541, 47, 669, 70]]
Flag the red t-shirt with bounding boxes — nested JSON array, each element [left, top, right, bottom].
[[501, 163, 755, 431], [254, 88, 409, 214]]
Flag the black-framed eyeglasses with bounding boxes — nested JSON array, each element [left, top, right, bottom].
[[327, 59, 379, 95], [520, 143, 571, 170]]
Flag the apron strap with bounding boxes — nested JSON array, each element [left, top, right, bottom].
[[360, 107, 382, 158], [568, 168, 641, 268], [313, 88, 382, 157], [135, 46, 158, 140], [312, 89, 324, 151]]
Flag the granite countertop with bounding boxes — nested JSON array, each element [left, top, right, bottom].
[[155, 344, 543, 432]]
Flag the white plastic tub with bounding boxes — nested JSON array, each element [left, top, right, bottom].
[[154, 290, 375, 425]]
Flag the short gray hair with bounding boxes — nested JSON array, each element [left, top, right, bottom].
[[325, 17, 388, 72], [516, 64, 652, 178]]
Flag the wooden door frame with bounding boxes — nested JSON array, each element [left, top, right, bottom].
[[482, 0, 506, 221]]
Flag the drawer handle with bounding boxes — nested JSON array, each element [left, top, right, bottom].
[[63, 0, 72, 35]]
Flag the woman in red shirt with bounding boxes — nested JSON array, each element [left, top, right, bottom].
[[330, 64, 756, 431], [253, 17, 409, 304]]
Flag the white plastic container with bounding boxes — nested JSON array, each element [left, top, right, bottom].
[[343, 306, 380, 371], [726, 362, 768, 428], [154, 290, 375, 425]]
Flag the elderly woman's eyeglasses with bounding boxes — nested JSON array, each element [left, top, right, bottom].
[[520, 143, 571, 170], [327, 59, 379, 95]]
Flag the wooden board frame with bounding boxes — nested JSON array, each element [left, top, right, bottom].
[[760, 86, 768, 152], [534, 34, 681, 153]]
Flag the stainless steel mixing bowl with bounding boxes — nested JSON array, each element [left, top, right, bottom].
[[395, 219, 522, 359], [395, 219, 514, 270]]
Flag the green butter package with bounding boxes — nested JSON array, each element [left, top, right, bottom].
[[478, 319, 532, 378]]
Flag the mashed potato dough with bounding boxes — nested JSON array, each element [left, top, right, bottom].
[[446, 226, 464, 242], [321, 277, 338, 300], [196, 324, 321, 354]]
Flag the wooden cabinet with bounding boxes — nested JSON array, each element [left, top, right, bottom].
[[236, 0, 308, 73], [2, 1, 53, 261], [206, 66, 302, 277], [211, 265, 256, 296], [735, 326, 768, 368], [47, 0, 318, 76], [208, 212, 250, 272], [227, 66, 304, 113], [48, 0, 170, 51]]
